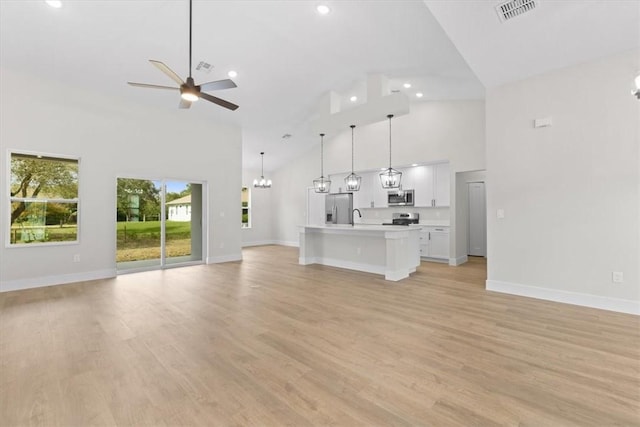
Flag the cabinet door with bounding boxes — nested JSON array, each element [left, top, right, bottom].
[[329, 172, 349, 194], [371, 173, 388, 208], [428, 231, 449, 259], [412, 166, 435, 207], [353, 172, 372, 208], [399, 167, 413, 190], [434, 163, 450, 207]]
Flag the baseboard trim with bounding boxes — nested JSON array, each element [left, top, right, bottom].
[[449, 255, 468, 266], [242, 240, 277, 247], [206, 253, 243, 264], [300, 256, 385, 276], [486, 280, 640, 315], [0, 269, 116, 293], [274, 240, 299, 248]]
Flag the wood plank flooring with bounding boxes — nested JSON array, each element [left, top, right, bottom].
[[1, 245, 639, 426]]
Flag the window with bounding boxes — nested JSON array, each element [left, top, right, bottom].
[[241, 186, 251, 228], [9, 152, 79, 245]]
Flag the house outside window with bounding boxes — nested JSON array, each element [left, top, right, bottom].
[[9, 152, 79, 245], [241, 186, 250, 228]]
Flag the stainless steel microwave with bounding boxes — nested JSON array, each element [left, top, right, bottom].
[[388, 189, 414, 206]]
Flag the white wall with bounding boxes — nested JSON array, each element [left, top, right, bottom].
[[0, 68, 243, 291], [486, 49, 640, 314], [271, 100, 486, 248], [241, 168, 275, 246]]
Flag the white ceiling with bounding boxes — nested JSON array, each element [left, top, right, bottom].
[[1, 1, 638, 172], [425, 0, 640, 89]]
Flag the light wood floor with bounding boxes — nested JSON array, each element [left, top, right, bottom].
[[1, 246, 638, 426]]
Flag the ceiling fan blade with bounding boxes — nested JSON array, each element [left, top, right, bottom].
[[199, 93, 239, 111], [128, 82, 179, 90], [149, 60, 185, 86], [199, 79, 237, 92], [178, 99, 192, 109]]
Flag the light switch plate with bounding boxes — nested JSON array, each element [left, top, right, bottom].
[[497, 209, 505, 219], [612, 272, 624, 283]]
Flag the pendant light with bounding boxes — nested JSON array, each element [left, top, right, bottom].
[[633, 73, 640, 99], [313, 133, 331, 193], [344, 125, 361, 192], [379, 114, 402, 189], [253, 152, 272, 188]]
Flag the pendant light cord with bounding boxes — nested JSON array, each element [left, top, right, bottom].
[[350, 125, 355, 173], [387, 114, 393, 169], [188, 0, 192, 78], [260, 152, 265, 178], [320, 133, 325, 178]]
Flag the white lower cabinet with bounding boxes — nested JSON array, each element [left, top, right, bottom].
[[419, 226, 449, 261]]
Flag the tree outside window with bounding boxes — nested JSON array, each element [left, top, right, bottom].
[[241, 186, 250, 228], [9, 152, 79, 245]]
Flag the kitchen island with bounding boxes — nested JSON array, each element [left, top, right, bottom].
[[298, 224, 421, 281]]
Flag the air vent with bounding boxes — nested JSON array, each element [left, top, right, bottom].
[[495, 0, 538, 22], [195, 61, 213, 73]]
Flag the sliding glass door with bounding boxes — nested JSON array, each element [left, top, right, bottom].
[[116, 178, 204, 272]]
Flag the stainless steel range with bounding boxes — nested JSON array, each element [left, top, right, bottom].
[[382, 212, 419, 226]]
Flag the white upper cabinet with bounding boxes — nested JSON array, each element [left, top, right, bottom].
[[341, 162, 449, 209], [433, 163, 450, 207], [400, 163, 449, 207], [329, 172, 349, 194]]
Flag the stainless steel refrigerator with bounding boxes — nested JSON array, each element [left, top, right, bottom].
[[325, 193, 353, 225]]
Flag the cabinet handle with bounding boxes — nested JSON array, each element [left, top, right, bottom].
[[435, 228, 443, 231], [428, 232, 431, 240]]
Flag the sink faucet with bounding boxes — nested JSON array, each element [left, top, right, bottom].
[[352, 208, 362, 225]]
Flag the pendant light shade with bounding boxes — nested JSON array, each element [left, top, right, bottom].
[[313, 133, 331, 193], [634, 73, 640, 99], [379, 114, 402, 189], [344, 125, 361, 192], [253, 152, 272, 188]]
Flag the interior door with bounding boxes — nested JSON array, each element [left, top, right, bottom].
[[468, 182, 487, 257]]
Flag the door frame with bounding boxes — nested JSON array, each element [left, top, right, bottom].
[[115, 175, 208, 274]]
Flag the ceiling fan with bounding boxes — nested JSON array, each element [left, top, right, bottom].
[[127, 0, 239, 111]]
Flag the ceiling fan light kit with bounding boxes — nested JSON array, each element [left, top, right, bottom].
[[313, 133, 331, 193], [253, 152, 272, 188], [379, 114, 402, 189], [127, 0, 239, 111]]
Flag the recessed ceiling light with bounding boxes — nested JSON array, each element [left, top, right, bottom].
[[316, 5, 330, 15], [350, 96, 357, 102], [416, 92, 424, 98], [228, 70, 238, 78], [411, 163, 418, 167], [45, 0, 62, 8], [403, 83, 411, 89]]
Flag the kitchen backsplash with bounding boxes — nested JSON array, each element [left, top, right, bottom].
[[357, 207, 450, 226]]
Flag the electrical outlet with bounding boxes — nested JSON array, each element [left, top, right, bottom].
[[219, 242, 224, 249], [357, 247, 361, 255], [73, 254, 80, 262], [612, 272, 624, 283], [497, 209, 505, 219]]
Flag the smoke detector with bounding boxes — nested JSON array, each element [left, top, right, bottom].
[[495, 0, 538, 22]]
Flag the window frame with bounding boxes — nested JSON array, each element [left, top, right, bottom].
[[7, 150, 80, 248], [241, 186, 251, 229]]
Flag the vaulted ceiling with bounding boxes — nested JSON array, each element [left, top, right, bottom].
[[1, 1, 637, 171]]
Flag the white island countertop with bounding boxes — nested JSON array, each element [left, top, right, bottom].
[[299, 224, 421, 281], [302, 224, 423, 232]]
